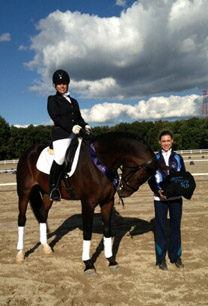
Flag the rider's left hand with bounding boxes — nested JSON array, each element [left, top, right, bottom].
[[85, 125, 91, 135]]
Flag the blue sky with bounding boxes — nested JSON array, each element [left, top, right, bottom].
[[0, 0, 207, 127]]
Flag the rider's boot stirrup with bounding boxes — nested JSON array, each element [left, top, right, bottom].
[[49, 185, 61, 201]]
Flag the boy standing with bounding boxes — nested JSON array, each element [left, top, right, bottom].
[[148, 130, 185, 270]]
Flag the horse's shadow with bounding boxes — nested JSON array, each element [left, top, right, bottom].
[[25, 208, 155, 264]]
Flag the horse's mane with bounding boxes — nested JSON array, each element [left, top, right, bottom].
[[93, 131, 147, 145]]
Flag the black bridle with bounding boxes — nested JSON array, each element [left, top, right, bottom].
[[117, 158, 155, 193]]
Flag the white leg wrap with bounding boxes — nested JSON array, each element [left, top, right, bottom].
[[17, 226, 24, 250], [104, 237, 113, 258], [40, 223, 47, 245], [82, 240, 91, 261]]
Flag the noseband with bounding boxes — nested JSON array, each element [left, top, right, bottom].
[[118, 158, 154, 193]]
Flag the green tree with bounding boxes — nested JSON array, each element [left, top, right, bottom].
[[1, 115, 208, 159], [92, 125, 110, 136], [0, 116, 10, 159], [8, 125, 51, 159]]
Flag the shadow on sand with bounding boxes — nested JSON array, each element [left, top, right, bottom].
[[25, 208, 155, 264]]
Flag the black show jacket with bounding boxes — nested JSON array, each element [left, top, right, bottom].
[[47, 92, 88, 141]]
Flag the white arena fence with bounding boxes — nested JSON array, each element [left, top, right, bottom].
[[0, 160, 18, 165], [0, 149, 208, 166], [175, 149, 208, 155]]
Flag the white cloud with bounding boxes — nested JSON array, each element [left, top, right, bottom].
[[27, 1, 208, 100], [81, 94, 201, 123], [13, 125, 29, 128], [0, 32, 11, 42], [115, 0, 127, 7], [25, 1, 208, 123], [18, 45, 27, 51]]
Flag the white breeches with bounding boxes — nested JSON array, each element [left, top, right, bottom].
[[53, 133, 75, 165]]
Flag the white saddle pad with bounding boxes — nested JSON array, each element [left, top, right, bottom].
[[36, 138, 82, 177]]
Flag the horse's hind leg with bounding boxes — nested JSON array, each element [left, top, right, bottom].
[[16, 187, 52, 263], [30, 188, 53, 255], [101, 198, 119, 271], [16, 190, 30, 263], [39, 194, 53, 254]]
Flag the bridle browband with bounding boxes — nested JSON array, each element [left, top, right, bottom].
[[118, 158, 155, 193]]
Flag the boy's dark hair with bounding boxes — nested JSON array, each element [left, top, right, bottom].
[[158, 130, 173, 140]]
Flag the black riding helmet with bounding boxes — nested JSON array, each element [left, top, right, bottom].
[[52, 69, 70, 85]]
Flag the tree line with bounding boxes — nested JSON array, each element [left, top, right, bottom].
[[0, 115, 207, 160]]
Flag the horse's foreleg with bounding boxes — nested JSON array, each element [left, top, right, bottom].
[[81, 202, 96, 274], [101, 199, 119, 271]]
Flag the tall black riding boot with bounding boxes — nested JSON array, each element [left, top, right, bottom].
[[49, 161, 63, 201]]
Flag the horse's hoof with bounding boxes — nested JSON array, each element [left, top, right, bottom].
[[16, 250, 25, 263], [42, 243, 52, 254], [84, 269, 97, 276], [109, 264, 120, 272]]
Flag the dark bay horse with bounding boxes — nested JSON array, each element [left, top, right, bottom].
[[16, 132, 160, 273]]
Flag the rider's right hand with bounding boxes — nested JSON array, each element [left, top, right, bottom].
[[72, 125, 82, 134]]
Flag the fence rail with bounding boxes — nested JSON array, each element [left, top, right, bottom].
[[0, 149, 208, 165], [175, 149, 208, 155], [0, 160, 18, 165]]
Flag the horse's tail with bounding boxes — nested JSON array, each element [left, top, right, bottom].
[[29, 185, 42, 222]]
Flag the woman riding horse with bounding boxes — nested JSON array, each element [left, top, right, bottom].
[[47, 69, 91, 201]]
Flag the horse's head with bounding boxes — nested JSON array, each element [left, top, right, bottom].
[[117, 157, 158, 198], [93, 132, 167, 198]]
